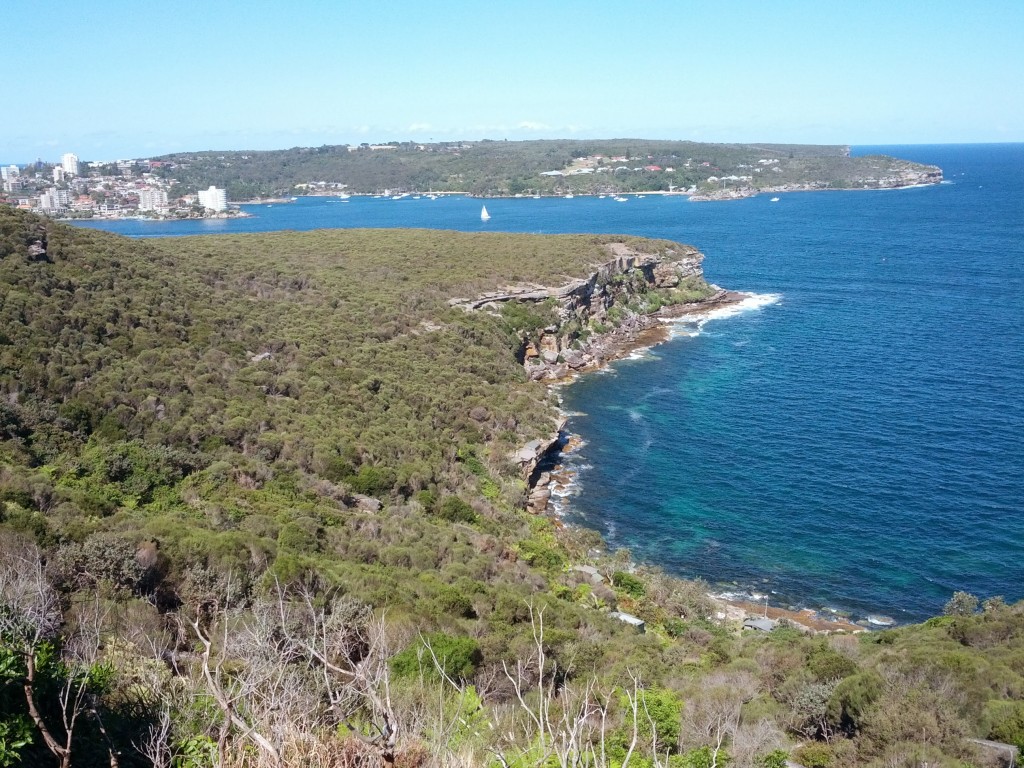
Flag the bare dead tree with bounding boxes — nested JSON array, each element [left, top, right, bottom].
[[681, 671, 760, 768], [189, 607, 283, 767], [428, 602, 633, 768], [188, 578, 406, 767], [635, 674, 674, 768], [68, 596, 122, 768], [133, 708, 172, 768], [1, 541, 90, 768], [729, 719, 786, 768], [271, 581, 403, 766]]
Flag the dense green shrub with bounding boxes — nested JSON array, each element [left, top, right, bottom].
[[347, 466, 397, 497], [435, 496, 477, 523], [807, 645, 858, 682], [390, 632, 482, 682], [984, 700, 1024, 749], [612, 571, 646, 598], [792, 742, 835, 768]]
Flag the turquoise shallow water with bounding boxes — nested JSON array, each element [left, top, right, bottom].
[[76, 144, 1024, 622]]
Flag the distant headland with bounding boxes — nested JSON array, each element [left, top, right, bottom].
[[2, 140, 942, 219], [145, 138, 942, 201]]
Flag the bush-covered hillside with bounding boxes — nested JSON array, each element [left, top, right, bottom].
[[151, 139, 940, 199], [2, 207, 1022, 768]]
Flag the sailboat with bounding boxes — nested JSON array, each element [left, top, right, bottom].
[[480, 205, 491, 222]]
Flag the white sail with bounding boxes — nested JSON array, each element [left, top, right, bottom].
[[480, 205, 491, 221]]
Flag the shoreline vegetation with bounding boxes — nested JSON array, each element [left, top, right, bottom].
[[4, 207, 1024, 767]]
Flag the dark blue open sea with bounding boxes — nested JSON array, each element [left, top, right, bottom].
[[76, 144, 1024, 622]]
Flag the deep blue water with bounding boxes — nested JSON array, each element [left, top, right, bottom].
[[74, 144, 1024, 622]]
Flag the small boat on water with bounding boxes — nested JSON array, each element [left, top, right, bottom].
[[480, 205, 491, 222], [564, 193, 574, 199], [613, 196, 628, 202], [770, 197, 780, 202]]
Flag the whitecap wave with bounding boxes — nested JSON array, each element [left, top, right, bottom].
[[875, 182, 934, 191], [662, 292, 781, 339], [625, 348, 655, 361]]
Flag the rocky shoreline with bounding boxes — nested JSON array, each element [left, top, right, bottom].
[[689, 165, 943, 202], [528, 287, 747, 382], [457, 241, 891, 633], [462, 240, 890, 634], [518, 287, 748, 511], [454, 242, 743, 490]]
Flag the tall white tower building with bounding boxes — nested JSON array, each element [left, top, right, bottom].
[[61, 153, 80, 176], [197, 185, 227, 212]]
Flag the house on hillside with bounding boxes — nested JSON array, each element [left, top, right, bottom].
[[743, 617, 778, 632], [610, 612, 646, 633]]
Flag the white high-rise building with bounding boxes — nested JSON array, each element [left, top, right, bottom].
[[38, 188, 69, 211], [138, 188, 169, 211], [197, 185, 227, 212], [2, 166, 21, 193], [61, 153, 79, 176], [53, 166, 65, 182]]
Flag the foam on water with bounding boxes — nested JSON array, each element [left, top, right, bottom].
[[663, 292, 782, 339]]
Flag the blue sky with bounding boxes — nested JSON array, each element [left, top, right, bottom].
[[4, 0, 1022, 161]]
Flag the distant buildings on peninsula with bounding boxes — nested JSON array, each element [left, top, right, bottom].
[[0, 150, 234, 219]]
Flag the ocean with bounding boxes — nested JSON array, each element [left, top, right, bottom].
[[75, 144, 1024, 622]]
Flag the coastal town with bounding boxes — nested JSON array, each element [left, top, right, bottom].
[[0, 151, 244, 220], [0, 142, 943, 218]]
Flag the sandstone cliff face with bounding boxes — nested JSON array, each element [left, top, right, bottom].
[[451, 241, 706, 381], [451, 241, 712, 492]]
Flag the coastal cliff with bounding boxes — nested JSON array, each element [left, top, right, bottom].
[[690, 158, 943, 201], [451, 240, 738, 499], [451, 241, 727, 380]]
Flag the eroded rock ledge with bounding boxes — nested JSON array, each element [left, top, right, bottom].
[[452, 241, 735, 494], [451, 241, 711, 380]]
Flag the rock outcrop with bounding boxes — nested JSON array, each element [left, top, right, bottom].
[[690, 163, 943, 201], [451, 240, 729, 491], [451, 241, 710, 386]]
